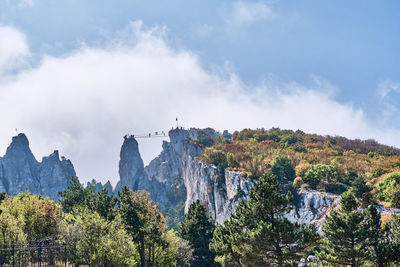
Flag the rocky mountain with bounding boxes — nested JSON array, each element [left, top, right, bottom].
[[116, 128, 325, 225], [115, 128, 217, 226], [0, 133, 76, 198], [118, 127, 400, 230], [3, 128, 398, 230]]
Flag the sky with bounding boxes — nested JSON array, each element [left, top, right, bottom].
[[0, 0, 399, 185]]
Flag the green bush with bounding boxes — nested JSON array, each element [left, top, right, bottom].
[[280, 135, 300, 148], [371, 167, 389, 178], [303, 164, 337, 189], [377, 173, 400, 208], [196, 131, 214, 147], [271, 155, 295, 183], [200, 147, 228, 168]]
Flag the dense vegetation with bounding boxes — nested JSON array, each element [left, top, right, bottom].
[[0, 178, 185, 266], [2, 128, 400, 266], [199, 128, 400, 206], [211, 173, 400, 266], [2, 171, 400, 266]]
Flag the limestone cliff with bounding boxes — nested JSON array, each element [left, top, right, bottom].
[[182, 141, 253, 224], [117, 127, 400, 230], [0, 133, 76, 198], [116, 128, 216, 225]]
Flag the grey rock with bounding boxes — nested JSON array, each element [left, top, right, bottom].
[[116, 127, 400, 230], [118, 135, 147, 191], [87, 179, 114, 194], [39, 150, 76, 199], [0, 133, 76, 198], [182, 153, 253, 224], [286, 189, 340, 232], [117, 128, 216, 215]]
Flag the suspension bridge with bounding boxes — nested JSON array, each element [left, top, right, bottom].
[[126, 118, 184, 139]]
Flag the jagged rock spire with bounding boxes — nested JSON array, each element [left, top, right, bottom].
[[0, 133, 76, 198]]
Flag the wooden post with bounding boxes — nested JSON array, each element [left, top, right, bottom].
[[38, 246, 41, 267]]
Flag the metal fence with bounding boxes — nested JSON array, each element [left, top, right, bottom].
[[0, 245, 69, 267]]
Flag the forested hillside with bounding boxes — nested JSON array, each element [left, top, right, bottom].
[[199, 128, 400, 208], [2, 128, 400, 266]]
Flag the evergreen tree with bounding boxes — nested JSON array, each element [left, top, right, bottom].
[[211, 206, 245, 267], [179, 200, 216, 266], [58, 177, 95, 212], [319, 191, 369, 266], [118, 187, 167, 267], [92, 188, 118, 221], [242, 172, 315, 266], [364, 204, 399, 267], [271, 155, 295, 183], [390, 215, 400, 246], [212, 172, 316, 267]]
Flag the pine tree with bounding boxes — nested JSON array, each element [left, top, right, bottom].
[[92, 188, 118, 221], [319, 190, 369, 266], [179, 200, 215, 266], [271, 155, 295, 183], [242, 172, 315, 266], [364, 203, 398, 267], [58, 177, 95, 212], [211, 204, 246, 267], [212, 172, 316, 267]]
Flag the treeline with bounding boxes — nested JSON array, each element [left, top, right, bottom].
[[169, 163, 400, 266], [0, 178, 188, 266], [1, 155, 400, 266], [210, 173, 400, 266], [199, 128, 400, 200]]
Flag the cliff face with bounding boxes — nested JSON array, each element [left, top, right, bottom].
[[182, 141, 253, 224], [117, 128, 339, 228], [181, 151, 339, 227], [117, 127, 400, 229], [116, 128, 215, 215], [0, 133, 76, 198]]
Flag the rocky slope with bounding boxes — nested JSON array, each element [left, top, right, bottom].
[[182, 152, 340, 228], [118, 128, 400, 230], [0, 133, 76, 198], [117, 128, 339, 226]]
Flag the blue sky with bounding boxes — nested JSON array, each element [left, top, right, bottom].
[[0, 0, 399, 184]]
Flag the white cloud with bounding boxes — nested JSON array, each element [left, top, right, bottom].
[[377, 79, 400, 124], [18, 0, 34, 8], [0, 21, 399, 185], [227, 1, 277, 26], [0, 26, 30, 75], [378, 79, 400, 98]]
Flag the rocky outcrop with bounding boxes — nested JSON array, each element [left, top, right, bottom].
[[286, 189, 340, 232], [38, 150, 76, 199], [117, 127, 400, 230], [117, 128, 342, 227], [116, 128, 217, 214], [0, 133, 76, 198], [118, 136, 148, 191], [182, 140, 253, 223], [87, 179, 114, 194], [181, 151, 341, 227]]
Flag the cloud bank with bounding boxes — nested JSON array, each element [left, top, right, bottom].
[[0, 21, 399, 185], [0, 26, 30, 75]]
